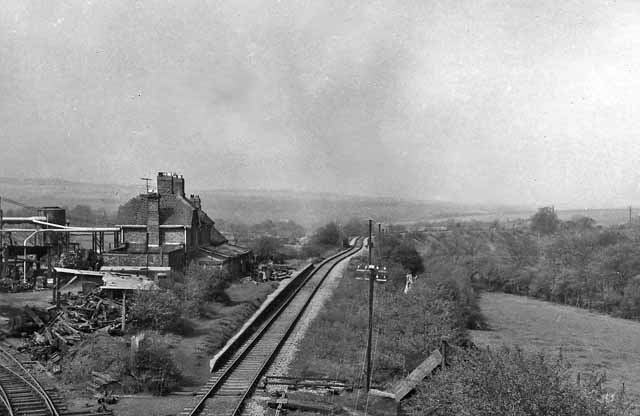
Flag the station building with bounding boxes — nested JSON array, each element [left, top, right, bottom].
[[102, 172, 252, 276]]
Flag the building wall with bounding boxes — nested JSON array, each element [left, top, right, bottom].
[[162, 228, 185, 245], [189, 251, 252, 277], [103, 251, 185, 270], [199, 223, 212, 245], [123, 229, 147, 244]]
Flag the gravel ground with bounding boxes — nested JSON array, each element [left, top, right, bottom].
[[242, 245, 364, 416]]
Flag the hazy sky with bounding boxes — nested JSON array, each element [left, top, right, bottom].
[[1, 0, 640, 208]]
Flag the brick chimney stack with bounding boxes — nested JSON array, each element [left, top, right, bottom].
[[156, 172, 185, 197], [157, 172, 173, 195], [173, 174, 185, 197], [147, 193, 160, 247]]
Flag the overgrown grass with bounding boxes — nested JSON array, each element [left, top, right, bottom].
[[406, 346, 635, 416], [472, 291, 640, 404], [288, 252, 476, 386]]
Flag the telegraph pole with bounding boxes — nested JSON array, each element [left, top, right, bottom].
[[378, 223, 382, 263], [365, 219, 375, 392]]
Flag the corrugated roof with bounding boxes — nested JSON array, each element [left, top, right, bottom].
[[195, 243, 251, 265], [202, 243, 251, 257], [100, 273, 159, 290], [194, 251, 226, 265]]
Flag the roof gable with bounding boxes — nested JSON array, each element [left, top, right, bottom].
[[117, 194, 226, 244], [117, 194, 197, 226]]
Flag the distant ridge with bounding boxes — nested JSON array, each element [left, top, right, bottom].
[[0, 176, 528, 227]]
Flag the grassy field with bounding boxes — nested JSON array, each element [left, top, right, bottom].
[[471, 292, 640, 402]]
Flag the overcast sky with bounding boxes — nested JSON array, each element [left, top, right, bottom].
[[1, 0, 640, 208]]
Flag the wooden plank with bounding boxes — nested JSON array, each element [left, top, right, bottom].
[[391, 349, 442, 401], [24, 307, 45, 327], [54, 267, 105, 277], [369, 389, 396, 399]]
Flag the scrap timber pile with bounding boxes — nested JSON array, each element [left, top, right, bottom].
[[9, 291, 125, 365]]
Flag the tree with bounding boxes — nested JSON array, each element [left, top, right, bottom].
[[502, 231, 538, 268], [565, 216, 596, 231], [311, 222, 343, 246], [619, 277, 640, 319], [252, 236, 283, 262], [341, 218, 368, 238], [530, 206, 559, 235], [391, 241, 425, 275]]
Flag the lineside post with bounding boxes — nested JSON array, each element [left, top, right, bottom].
[[365, 219, 374, 393]]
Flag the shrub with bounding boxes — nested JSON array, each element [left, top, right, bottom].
[[531, 206, 559, 235], [173, 266, 231, 317], [406, 346, 632, 416], [129, 290, 182, 332], [126, 332, 181, 395]]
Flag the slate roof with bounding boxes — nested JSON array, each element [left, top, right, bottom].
[[117, 192, 230, 246], [117, 193, 202, 226], [210, 226, 228, 245]]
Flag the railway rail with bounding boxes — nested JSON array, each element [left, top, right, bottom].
[[0, 344, 113, 416], [180, 238, 363, 416], [0, 346, 63, 416]]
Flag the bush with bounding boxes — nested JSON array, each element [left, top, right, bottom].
[[406, 347, 632, 416], [59, 334, 129, 386], [129, 290, 182, 332], [173, 266, 231, 317], [531, 206, 559, 235], [126, 332, 181, 395]]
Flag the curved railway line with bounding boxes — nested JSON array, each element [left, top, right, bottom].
[[0, 340, 112, 416], [180, 238, 363, 416], [0, 347, 63, 416]]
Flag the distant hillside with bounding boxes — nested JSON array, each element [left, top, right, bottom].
[[0, 176, 525, 228], [0, 177, 140, 213]]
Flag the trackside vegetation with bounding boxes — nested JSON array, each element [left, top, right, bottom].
[[454, 208, 640, 320], [406, 347, 633, 416], [288, 222, 637, 415]]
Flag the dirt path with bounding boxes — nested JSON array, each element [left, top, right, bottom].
[[471, 292, 640, 401]]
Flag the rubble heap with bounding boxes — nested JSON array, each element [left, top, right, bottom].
[[10, 291, 126, 364]]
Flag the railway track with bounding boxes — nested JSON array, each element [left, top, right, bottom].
[[0, 347, 64, 416], [180, 238, 363, 416]]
